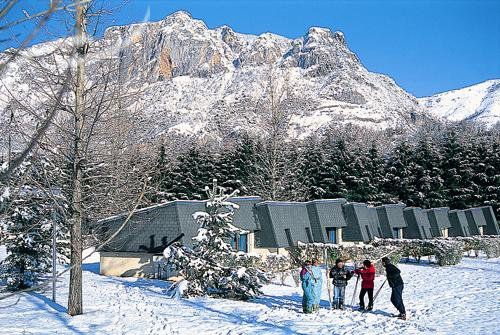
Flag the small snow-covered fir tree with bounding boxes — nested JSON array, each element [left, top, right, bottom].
[[163, 179, 268, 300], [0, 155, 70, 291]]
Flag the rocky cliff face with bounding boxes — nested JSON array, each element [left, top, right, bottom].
[[1, 11, 429, 146]]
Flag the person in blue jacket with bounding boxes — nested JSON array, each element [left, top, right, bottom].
[[300, 260, 314, 313], [311, 258, 323, 312]]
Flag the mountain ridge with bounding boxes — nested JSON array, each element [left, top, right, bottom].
[[6, 11, 497, 151], [419, 79, 500, 126]]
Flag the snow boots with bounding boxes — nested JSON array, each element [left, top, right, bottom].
[[332, 301, 344, 310]]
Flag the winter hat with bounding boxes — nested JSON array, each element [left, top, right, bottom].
[[363, 260, 371, 267], [335, 258, 343, 265]]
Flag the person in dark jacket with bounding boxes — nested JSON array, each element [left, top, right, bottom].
[[354, 259, 375, 311], [329, 258, 353, 309], [382, 257, 406, 320]]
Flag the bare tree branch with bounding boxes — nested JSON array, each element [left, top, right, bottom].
[[0, 68, 71, 182]]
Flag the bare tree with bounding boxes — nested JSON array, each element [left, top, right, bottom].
[[250, 64, 295, 200], [0, 0, 94, 183], [1, 0, 153, 316]]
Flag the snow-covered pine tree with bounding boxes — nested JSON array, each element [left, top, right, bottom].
[[383, 141, 416, 204], [0, 155, 70, 291], [440, 129, 475, 210], [163, 180, 268, 300], [319, 137, 351, 199], [280, 141, 308, 201], [293, 137, 324, 201], [156, 147, 215, 200], [215, 136, 258, 196], [345, 146, 371, 203], [410, 136, 445, 208], [364, 142, 390, 205], [482, 140, 500, 220]]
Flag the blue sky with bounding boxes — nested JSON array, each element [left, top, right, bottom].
[[3, 0, 499, 97]]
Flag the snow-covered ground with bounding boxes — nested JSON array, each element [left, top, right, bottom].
[[0, 246, 6, 261], [0, 253, 499, 335]]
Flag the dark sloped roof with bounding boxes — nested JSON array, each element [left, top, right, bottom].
[[426, 207, 451, 237], [448, 210, 471, 237], [464, 208, 487, 235], [306, 198, 347, 243], [480, 206, 499, 235], [367, 207, 383, 238], [403, 207, 432, 239], [97, 197, 261, 252], [255, 201, 312, 247], [342, 202, 373, 242], [376, 204, 407, 238], [100, 202, 181, 252]]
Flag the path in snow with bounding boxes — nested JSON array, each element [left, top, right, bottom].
[[0, 255, 499, 335]]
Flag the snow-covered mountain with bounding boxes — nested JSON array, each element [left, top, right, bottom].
[[1, 11, 431, 145], [419, 80, 500, 126]]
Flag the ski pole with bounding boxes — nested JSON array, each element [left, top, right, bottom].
[[350, 271, 359, 308], [362, 278, 387, 314], [324, 248, 332, 310], [373, 247, 403, 263]]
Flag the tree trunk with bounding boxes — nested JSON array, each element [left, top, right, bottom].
[[68, 0, 87, 316]]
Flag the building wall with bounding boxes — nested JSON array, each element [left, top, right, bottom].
[[100, 252, 162, 278]]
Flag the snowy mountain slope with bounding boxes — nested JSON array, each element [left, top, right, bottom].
[[1, 253, 498, 334], [0, 11, 429, 148], [419, 79, 500, 126]]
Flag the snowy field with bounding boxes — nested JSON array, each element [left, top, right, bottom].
[[0, 252, 499, 335]]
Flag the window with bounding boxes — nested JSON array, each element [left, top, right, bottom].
[[305, 227, 313, 243], [326, 227, 337, 244], [231, 234, 248, 252], [238, 234, 248, 252], [285, 229, 294, 246], [393, 228, 401, 239]]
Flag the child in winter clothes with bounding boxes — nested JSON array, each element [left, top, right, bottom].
[[300, 260, 314, 313], [311, 259, 323, 312], [329, 258, 353, 309], [354, 259, 376, 311]]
